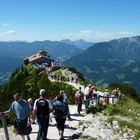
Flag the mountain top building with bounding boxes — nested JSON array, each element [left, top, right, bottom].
[[24, 50, 61, 69]]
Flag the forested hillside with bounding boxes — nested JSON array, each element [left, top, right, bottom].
[[65, 36, 140, 94], [0, 40, 82, 84], [0, 65, 79, 112]]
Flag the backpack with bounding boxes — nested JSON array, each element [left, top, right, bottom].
[[75, 93, 82, 104], [36, 98, 49, 118], [54, 101, 67, 119]]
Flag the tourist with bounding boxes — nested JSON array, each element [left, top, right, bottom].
[[2, 93, 31, 140], [112, 87, 121, 103], [84, 84, 92, 113], [33, 89, 53, 140], [103, 89, 110, 108], [27, 98, 35, 124], [53, 95, 68, 140], [75, 87, 83, 114], [60, 90, 71, 120]]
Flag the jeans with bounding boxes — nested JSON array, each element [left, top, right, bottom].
[[37, 116, 49, 140], [77, 103, 82, 114]]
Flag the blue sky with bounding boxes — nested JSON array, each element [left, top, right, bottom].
[[0, 0, 140, 42]]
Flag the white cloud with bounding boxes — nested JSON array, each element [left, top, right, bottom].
[[0, 30, 16, 36], [1, 23, 9, 26], [116, 31, 133, 36], [64, 30, 135, 42], [5, 30, 16, 34], [79, 30, 94, 34]]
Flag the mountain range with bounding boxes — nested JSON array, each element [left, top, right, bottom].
[[65, 36, 140, 94], [1, 36, 140, 94], [60, 39, 94, 50], [0, 39, 92, 84]]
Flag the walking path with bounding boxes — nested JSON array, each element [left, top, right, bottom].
[[0, 104, 126, 140], [0, 105, 86, 140], [0, 78, 114, 140]]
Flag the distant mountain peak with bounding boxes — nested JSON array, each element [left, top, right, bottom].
[[65, 35, 140, 94], [61, 39, 94, 50], [111, 36, 140, 44]]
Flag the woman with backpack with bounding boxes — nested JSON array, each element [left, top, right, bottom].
[[75, 87, 83, 115], [53, 94, 68, 140]]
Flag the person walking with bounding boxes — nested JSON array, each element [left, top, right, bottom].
[[75, 87, 83, 114], [84, 84, 92, 113], [60, 90, 71, 120], [3, 93, 31, 140], [27, 98, 35, 124], [33, 89, 53, 140], [103, 89, 110, 108], [53, 95, 68, 140]]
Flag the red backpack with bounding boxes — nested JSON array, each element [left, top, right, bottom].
[[75, 93, 82, 104]]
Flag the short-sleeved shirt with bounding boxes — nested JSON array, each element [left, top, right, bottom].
[[103, 92, 110, 97], [9, 100, 31, 120], [33, 98, 53, 110], [84, 87, 90, 96]]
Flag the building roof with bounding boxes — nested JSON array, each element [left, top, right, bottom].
[[26, 50, 51, 62]]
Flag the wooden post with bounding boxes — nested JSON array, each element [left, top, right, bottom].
[[0, 116, 10, 140]]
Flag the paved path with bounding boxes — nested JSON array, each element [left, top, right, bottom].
[[31, 105, 85, 140], [0, 80, 105, 140], [0, 105, 86, 140]]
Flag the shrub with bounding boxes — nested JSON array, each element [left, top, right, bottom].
[[105, 104, 121, 115], [135, 129, 140, 140], [88, 104, 103, 114]]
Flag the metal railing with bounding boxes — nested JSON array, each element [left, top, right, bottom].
[[87, 95, 120, 106], [0, 114, 10, 140]]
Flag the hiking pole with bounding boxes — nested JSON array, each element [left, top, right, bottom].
[[0, 114, 10, 140]]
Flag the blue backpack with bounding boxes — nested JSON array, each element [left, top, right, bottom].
[[54, 101, 67, 119]]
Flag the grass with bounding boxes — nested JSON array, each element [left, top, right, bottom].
[[103, 96, 140, 117], [101, 96, 140, 138], [88, 104, 103, 114], [55, 70, 62, 78], [135, 129, 140, 139]]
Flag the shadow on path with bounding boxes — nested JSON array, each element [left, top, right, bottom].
[[65, 124, 77, 130]]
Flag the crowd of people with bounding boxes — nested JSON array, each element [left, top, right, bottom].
[[1, 85, 122, 140], [50, 74, 78, 84], [1, 89, 72, 140], [74, 84, 122, 114]]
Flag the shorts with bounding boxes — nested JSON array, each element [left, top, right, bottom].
[[55, 118, 66, 131]]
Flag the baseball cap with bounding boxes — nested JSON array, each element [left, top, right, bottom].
[[39, 89, 46, 96]]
